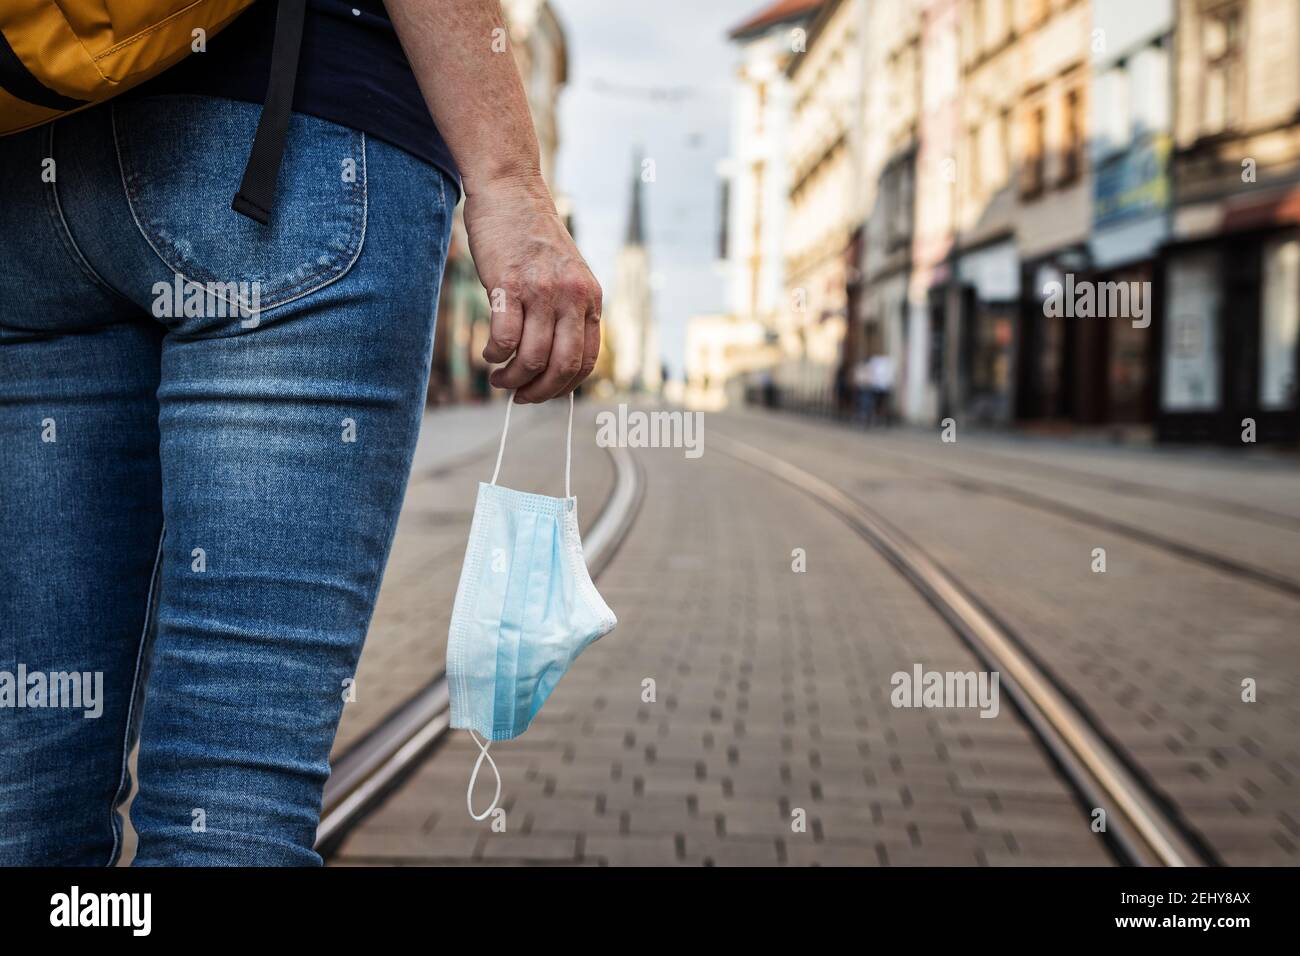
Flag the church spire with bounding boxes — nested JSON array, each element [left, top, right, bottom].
[[625, 149, 645, 247]]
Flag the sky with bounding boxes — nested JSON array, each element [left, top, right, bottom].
[[548, 0, 765, 380]]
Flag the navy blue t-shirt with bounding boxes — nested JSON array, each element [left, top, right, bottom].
[[133, 0, 461, 193]]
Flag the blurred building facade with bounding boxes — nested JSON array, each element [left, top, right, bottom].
[[722, 0, 1299, 443], [1163, 0, 1300, 441], [723, 0, 824, 334], [701, 0, 825, 408], [1009, 0, 1094, 425], [428, 0, 571, 404], [856, 0, 922, 413], [909, 0, 962, 424], [781, 0, 866, 397], [1083, 0, 1173, 427], [684, 313, 779, 409]]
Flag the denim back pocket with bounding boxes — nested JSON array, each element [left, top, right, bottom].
[[112, 95, 366, 329]]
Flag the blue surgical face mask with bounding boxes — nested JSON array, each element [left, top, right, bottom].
[[446, 392, 617, 820]]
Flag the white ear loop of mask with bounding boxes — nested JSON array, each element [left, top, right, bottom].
[[466, 729, 502, 821], [472, 391, 575, 820], [489, 390, 575, 499]]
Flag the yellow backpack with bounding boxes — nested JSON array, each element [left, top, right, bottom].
[[0, 0, 307, 224]]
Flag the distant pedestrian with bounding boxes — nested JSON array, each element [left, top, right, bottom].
[[866, 354, 896, 426], [852, 358, 875, 423]]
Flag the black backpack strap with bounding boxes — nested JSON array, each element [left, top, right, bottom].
[[231, 0, 307, 225]]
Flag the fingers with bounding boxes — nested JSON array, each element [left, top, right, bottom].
[[562, 301, 602, 397], [516, 302, 585, 403], [482, 286, 523, 365], [490, 299, 554, 394], [486, 268, 601, 402]]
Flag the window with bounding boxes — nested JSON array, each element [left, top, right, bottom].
[[718, 179, 730, 260], [1000, 107, 1013, 185], [1261, 237, 1300, 410], [961, 3, 975, 67], [1201, 3, 1243, 136], [888, 163, 913, 249], [748, 161, 764, 312], [899, 163, 914, 240], [977, 118, 1002, 193], [1163, 252, 1221, 412], [1060, 87, 1084, 184], [1094, 67, 1130, 159], [1021, 105, 1046, 198]]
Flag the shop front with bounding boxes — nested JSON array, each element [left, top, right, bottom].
[[1062, 261, 1157, 426], [1075, 130, 1171, 427], [955, 238, 1019, 425], [1017, 247, 1090, 424], [1158, 225, 1300, 444]]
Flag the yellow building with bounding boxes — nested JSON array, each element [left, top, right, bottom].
[[945, 0, 1091, 424], [684, 313, 780, 410], [724, 0, 825, 332], [781, 0, 867, 399], [858, 0, 924, 413]]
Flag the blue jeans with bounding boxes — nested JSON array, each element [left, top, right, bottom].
[[0, 96, 454, 865]]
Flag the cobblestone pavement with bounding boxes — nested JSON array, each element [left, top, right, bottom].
[[797, 418, 1300, 588], [712, 410, 1300, 866], [331, 409, 1117, 867]]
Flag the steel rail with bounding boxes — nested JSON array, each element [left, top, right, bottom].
[[712, 430, 1213, 867]]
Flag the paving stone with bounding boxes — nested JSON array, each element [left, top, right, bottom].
[[582, 835, 684, 866], [524, 799, 623, 836], [718, 409, 1300, 866], [679, 837, 784, 866], [478, 835, 580, 863], [783, 841, 880, 866], [335, 829, 481, 861]]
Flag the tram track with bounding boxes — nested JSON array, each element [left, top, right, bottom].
[[737, 411, 1300, 601], [898, 439, 1300, 533], [711, 428, 1219, 867]]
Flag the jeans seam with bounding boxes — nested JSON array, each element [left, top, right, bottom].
[[107, 521, 165, 867], [348, 198, 446, 729], [43, 123, 133, 307], [110, 102, 369, 316]]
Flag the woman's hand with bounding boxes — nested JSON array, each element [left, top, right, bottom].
[[463, 175, 602, 404], [385, 0, 601, 403]]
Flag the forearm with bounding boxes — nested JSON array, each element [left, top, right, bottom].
[[385, 0, 545, 197], [384, 0, 601, 405]]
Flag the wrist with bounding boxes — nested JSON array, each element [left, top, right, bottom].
[[462, 160, 547, 202]]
